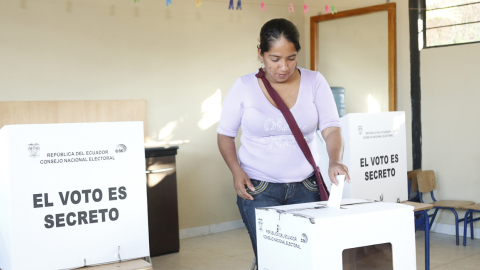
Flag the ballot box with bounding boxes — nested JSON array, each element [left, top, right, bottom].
[[0, 122, 150, 270], [316, 112, 408, 202], [256, 199, 416, 270]]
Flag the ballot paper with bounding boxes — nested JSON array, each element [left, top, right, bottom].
[[327, 175, 345, 208]]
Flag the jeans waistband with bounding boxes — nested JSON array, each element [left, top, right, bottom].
[[251, 172, 316, 184]]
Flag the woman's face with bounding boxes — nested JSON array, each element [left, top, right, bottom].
[[258, 36, 298, 84]]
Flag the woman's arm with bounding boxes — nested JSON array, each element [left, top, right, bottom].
[[217, 134, 255, 200], [321, 127, 351, 185]]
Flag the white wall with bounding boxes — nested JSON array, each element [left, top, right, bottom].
[[0, 0, 305, 230], [317, 11, 389, 114], [421, 42, 480, 228]]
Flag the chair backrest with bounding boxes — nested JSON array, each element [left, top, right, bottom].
[[417, 170, 436, 193], [407, 169, 422, 192]]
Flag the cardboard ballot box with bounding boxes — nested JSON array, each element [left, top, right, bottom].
[[0, 122, 150, 270], [317, 112, 408, 202], [256, 199, 416, 270]]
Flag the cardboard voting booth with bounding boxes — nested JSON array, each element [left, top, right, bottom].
[[317, 112, 408, 202], [0, 122, 150, 270], [256, 199, 416, 270]]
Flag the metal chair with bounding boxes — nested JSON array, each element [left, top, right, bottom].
[[402, 201, 433, 270], [407, 169, 422, 202], [417, 170, 475, 245], [461, 204, 480, 246]]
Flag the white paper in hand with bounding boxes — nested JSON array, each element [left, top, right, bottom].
[[327, 175, 346, 208]]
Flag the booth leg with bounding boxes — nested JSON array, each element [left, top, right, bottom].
[[423, 210, 430, 270]]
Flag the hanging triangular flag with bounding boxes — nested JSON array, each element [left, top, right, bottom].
[[260, 1, 266, 12], [236, 0, 242, 10], [331, 5, 337, 14], [196, 0, 201, 8], [229, 0, 234, 10], [166, 0, 171, 6], [325, 5, 330, 14], [289, 3, 294, 13], [303, 4, 309, 14]]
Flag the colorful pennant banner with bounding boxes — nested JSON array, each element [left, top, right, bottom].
[[260, 1, 265, 12], [288, 3, 294, 13], [130, 0, 339, 15], [331, 5, 337, 14], [303, 4, 309, 14]]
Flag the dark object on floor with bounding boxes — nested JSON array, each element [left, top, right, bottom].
[[145, 146, 180, 256]]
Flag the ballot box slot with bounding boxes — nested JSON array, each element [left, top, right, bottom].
[[145, 168, 174, 174], [342, 243, 393, 270], [257, 200, 392, 225], [257, 206, 328, 224], [316, 200, 377, 207]]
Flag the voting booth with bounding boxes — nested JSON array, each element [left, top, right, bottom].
[[0, 122, 150, 270], [256, 199, 416, 270], [317, 112, 408, 202]]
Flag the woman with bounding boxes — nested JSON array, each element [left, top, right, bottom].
[[217, 18, 350, 266]]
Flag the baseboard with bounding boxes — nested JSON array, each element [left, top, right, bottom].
[[431, 222, 480, 239], [179, 219, 245, 239]]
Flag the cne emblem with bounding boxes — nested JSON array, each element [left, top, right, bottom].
[[28, 143, 40, 158], [115, 144, 127, 153], [258, 218, 263, 231], [301, 233, 308, 244]]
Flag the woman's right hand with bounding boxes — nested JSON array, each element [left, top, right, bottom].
[[217, 134, 255, 200], [233, 169, 255, 201]]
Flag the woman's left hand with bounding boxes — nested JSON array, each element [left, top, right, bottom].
[[328, 162, 351, 185]]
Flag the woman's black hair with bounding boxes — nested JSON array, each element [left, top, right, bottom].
[[258, 18, 301, 54]]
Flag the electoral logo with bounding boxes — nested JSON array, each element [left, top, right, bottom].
[[301, 233, 308, 244], [115, 144, 127, 153], [258, 218, 263, 232], [28, 143, 40, 158]]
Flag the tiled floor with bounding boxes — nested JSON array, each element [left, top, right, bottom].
[[151, 228, 480, 270]]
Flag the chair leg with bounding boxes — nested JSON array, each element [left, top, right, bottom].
[[470, 211, 474, 239], [452, 209, 460, 245], [408, 179, 411, 199], [430, 207, 464, 245], [464, 210, 471, 246], [429, 208, 439, 230]]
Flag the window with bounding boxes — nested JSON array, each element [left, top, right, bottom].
[[421, 0, 480, 48]]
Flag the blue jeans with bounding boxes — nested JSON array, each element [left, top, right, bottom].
[[236, 174, 321, 265]]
